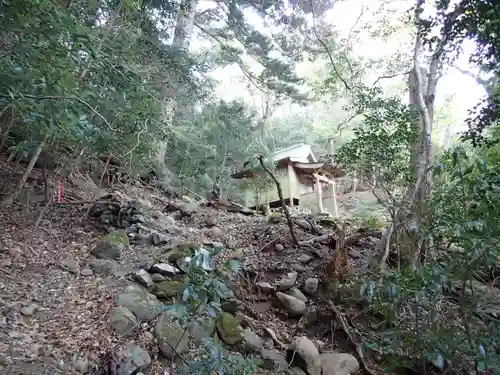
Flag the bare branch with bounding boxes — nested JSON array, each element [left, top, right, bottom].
[[328, 301, 378, 375], [311, 8, 351, 91], [371, 70, 411, 86], [122, 120, 148, 158], [346, 4, 367, 48], [258, 155, 298, 246], [450, 64, 493, 96]]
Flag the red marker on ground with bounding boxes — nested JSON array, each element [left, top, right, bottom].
[[57, 180, 61, 203]]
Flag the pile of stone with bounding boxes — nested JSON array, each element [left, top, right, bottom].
[[88, 194, 147, 235], [108, 279, 359, 375]]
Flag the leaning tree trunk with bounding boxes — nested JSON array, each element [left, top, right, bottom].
[[375, 32, 440, 269], [1, 138, 46, 206]]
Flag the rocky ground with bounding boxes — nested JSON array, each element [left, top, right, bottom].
[[0, 158, 383, 375]]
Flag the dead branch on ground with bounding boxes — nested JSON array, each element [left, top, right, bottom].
[[328, 301, 377, 375], [257, 236, 281, 252], [258, 155, 298, 246]]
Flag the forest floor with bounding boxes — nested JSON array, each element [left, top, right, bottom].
[[0, 154, 386, 375]]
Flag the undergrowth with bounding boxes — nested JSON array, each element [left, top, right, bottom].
[[357, 146, 500, 374], [163, 245, 258, 375]]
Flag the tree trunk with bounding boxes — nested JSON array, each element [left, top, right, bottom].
[[159, 0, 198, 106], [0, 106, 14, 150], [375, 32, 440, 269], [1, 139, 46, 206], [156, 0, 199, 174], [329, 139, 339, 217]]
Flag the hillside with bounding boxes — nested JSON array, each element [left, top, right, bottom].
[[0, 155, 383, 375]]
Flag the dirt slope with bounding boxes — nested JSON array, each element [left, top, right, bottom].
[[0, 157, 381, 375]]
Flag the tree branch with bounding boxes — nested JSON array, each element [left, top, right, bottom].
[[258, 155, 298, 246], [0, 94, 135, 134], [328, 301, 377, 375], [311, 1, 351, 91], [450, 64, 493, 96], [193, 23, 267, 95], [371, 70, 412, 86]]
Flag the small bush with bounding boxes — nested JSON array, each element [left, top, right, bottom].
[[164, 246, 257, 375]]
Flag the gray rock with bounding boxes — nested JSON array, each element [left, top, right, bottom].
[[164, 245, 194, 263], [81, 268, 93, 276], [116, 285, 163, 321], [178, 202, 198, 216], [125, 224, 139, 233], [133, 270, 153, 288], [277, 272, 298, 291], [276, 292, 306, 316], [130, 214, 145, 224], [254, 301, 272, 314], [163, 215, 176, 225], [151, 273, 166, 282], [290, 263, 306, 272], [212, 241, 224, 249], [348, 249, 361, 259], [207, 226, 223, 239], [149, 263, 181, 277], [114, 268, 135, 278], [320, 353, 359, 375], [175, 258, 190, 274], [91, 241, 121, 260], [154, 312, 189, 359], [110, 306, 138, 336], [221, 300, 239, 313], [89, 259, 119, 275], [165, 225, 185, 236], [216, 312, 243, 345], [303, 309, 320, 327], [62, 259, 80, 274], [20, 303, 38, 317], [228, 248, 244, 259], [275, 244, 285, 252], [131, 233, 149, 244], [294, 219, 312, 231], [73, 355, 89, 373], [304, 278, 319, 295], [288, 336, 322, 375], [91, 230, 129, 260], [242, 328, 263, 351], [153, 280, 183, 298], [205, 216, 217, 226], [298, 254, 312, 263], [115, 343, 151, 375], [188, 317, 216, 343], [256, 281, 274, 293], [287, 288, 308, 303], [318, 216, 337, 228], [264, 338, 274, 349], [217, 281, 235, 299], [149, 232, 169, 246], [259, 349, 288, 370]]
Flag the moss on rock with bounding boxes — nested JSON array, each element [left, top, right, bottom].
[[153, 280, 183, 298], [216, 312, 243, 345]]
